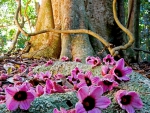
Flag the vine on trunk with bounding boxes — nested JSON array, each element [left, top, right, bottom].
[[15, 0, 134, 58]]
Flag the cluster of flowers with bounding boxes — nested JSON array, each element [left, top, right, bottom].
[[0, 54, 143, 113]]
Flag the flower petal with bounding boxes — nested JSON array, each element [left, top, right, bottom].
[[27, 92, 35, 102], [120, 75, 130, 81], [116, 58, 124, 69], [90, 86, 103, 98], [124, 105, 135, 113], [75, 102, 86, 113], [115, 90, 127, 102], [88, 108, 101, 113], [92, 76, 100, 84], [77, 86, 89, 101], [122, 67, 132, 76], [95, 96, 111, 108], [6, 97, 19, 111], [20, 100, 31, 110], [53, 108, 60, 113], [5, 87, 17, 96], [128, 92, 143, 109]]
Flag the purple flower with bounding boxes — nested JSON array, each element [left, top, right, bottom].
[[101, 65, 111, 76], [68, 73, 79, 85], [75, 86, 111, 113], [115, 90, 143, 113], [98, 74, 118, 92], [109, 58, 132, 81], [44, 79, 65, 94], [5, 83, 35, 110], [39, 71, 52, 81], [45, 60, 53, 66], [77, 71, 100, 88], [74, 58, 81, 62], [86, 56, 101, 68], [68, 67, 82, 84], [61, 56, 69, 62], [103, 54, 115, 65], [35, 85, 44, 97], [71, 67, 82, 76], [0, 73, 8, 81], [0, 95, 5, 104], [13, 74, 23, 81]]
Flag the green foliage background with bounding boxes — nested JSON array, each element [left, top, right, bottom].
[[0, 0, 36, 53]]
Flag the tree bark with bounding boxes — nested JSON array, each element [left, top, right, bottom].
[[125, 0, 140, 63], [22, 0, 134, 62]]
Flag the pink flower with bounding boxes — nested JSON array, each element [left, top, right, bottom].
[[54, 73, 64, 80], [86, 56, 101, 67], [61, 56, 69, 62], [109, 58, 132, 81], [45, 60, 53, 66], [103, 54, 115, 65], [71, 67, 82, 76], [115, 90, 143, 113], [0, 73, 8, 81], [77, 71, 100, 88], [68, 73, 79, 85], [5, 83, 35, 110], [101, 65, 111, 76], [74, 58, 81, 62], [39, 71, 52, 81], [68, 67, 82, 84], [44, 79, 65, 94], [13, 74, 23, 81], [35, 85, 44, 97], [75, 86, 111, 113], [0, 95, 5, 104], [98, 74, 118, 92], [18, 65, 26, 73], [53, 107, 76, 113]]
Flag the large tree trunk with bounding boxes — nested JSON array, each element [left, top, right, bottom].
[[124, 0, 140, 63], [22, 0, 134, 62]]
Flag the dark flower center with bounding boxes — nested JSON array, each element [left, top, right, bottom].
[[103, 80, 113, 86], [76, 70, 79, 75], [82, 96, 95, 111], [121, 95, 131, 105], [114, 69, 122, 77], [94, 60, 97, 64], [14, 91, 27, 101], [72, 77, 77, 81], [106, 58, 111, 62], [85, 77, 92, 86]]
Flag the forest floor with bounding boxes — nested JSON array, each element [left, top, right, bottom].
[[0, 55, 150, 81]]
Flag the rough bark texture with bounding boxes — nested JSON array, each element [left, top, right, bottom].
[[133, 0, 140, 62], [125, 0, 141, 63], [22, 0, 116, 61], [22, 0, 61, 59], [0, 62, 150, 113], [59, 0, 72, 59], [85, 0, 114, 58]]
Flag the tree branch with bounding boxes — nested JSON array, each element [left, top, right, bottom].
[[24, 0, 32, 32], [7, 0, 25, 54], [133, 48, 150, 54]]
